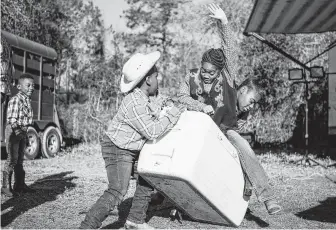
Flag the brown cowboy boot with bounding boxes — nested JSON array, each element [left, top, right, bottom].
[[13, 165, 35, 193], [1, 171, 14, 197]]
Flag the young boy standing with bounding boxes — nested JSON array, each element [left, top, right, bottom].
[[178, 3, 281, 215], [1, 73, 35, 197], [80, 51, 183, 229]]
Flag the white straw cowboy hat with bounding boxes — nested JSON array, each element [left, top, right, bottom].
[[120, 51, 161, 93]]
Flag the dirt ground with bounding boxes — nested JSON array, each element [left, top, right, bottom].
[[1, 144, 336, 229]]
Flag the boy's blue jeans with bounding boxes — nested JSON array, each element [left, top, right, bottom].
[[226, 130, 275, 203], [4, 125, 27, 173], [80, 135, 154, 229]]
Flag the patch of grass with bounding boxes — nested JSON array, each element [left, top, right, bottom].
[[1, 144, 336, 229]]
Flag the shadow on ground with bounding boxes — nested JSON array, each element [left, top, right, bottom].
[[102, 198, 267, 229], [244, 208, 269, 227], [63, 137, 82, 148], [295, 197, 336, 224], [102, 197, 178, 229], [146, 201, 268, 228], [1, 171, 77, 227]]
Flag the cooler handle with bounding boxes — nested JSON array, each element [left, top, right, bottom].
[[151, 148, 175, 159]]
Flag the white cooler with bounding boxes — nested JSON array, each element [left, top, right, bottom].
[[138, 111, 249, 227]]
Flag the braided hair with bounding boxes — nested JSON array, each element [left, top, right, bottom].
[[201, 48, 226, 70]]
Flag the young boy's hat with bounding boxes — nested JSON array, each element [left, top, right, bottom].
[[120, 51, 161, 93]]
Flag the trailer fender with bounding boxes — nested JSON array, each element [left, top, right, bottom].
[[33, 121, 63, 144]]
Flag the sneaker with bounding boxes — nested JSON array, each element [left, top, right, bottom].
[[124, 220, 154, 229], [264, 200, 282, 215]]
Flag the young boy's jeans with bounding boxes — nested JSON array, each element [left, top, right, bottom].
[[4, 125, 27, 173], [80, 135, 154, 229], [226, 130, 275, 203]]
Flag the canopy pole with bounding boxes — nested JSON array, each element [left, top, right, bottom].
[[244, 32, 311, 71]]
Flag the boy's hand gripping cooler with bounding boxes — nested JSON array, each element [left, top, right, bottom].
[[138, 111, 249, 227]]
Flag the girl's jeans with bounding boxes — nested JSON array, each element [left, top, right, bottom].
[[226, 129, 275, 202], [80, 135, 154, 229]]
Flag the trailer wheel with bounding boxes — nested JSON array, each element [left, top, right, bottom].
[[41, 126, 61, 158], [24, 127, 40, 160]]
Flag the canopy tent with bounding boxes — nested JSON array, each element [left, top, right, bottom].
[[243, 0, 336, 70], [244, 0, 336, 34], [243, 0, 336, 140]]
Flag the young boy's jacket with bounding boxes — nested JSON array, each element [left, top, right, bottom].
[[106, 88, 181, 154]]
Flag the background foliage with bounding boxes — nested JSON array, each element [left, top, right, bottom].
[[1, 0, 335, 147]]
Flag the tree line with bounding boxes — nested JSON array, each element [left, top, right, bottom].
[[2, 0, 335, 146]]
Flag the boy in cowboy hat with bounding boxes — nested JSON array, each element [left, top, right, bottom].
[[177, 3, 282, 215], [80, 51, 184, 229]]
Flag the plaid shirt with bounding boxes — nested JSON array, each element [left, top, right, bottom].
[[236, 111, 249, 131], [106, 88, 182, 151], [6, 91, 33, 130]]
